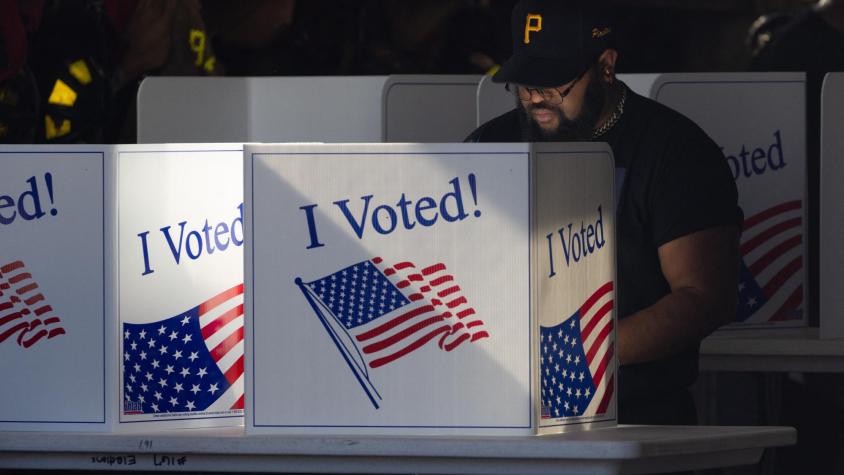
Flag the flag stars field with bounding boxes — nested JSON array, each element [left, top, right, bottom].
[[539, 282, 614, 421], [123, 287, 245, 415]]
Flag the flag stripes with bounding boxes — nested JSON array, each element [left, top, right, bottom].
[[349, 258, 487, 369], [0, 260, 65, 348], [737, 200, 803, 323], [299, 257, 489, 407]]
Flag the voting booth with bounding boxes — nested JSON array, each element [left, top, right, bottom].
[[821, 73, 844, 339], [244, 142, 617, 435], [0, 144, 244, 431], [382, 75, 481, 143], [138, 76, 483, 144], [653, 73, 807, 330], [137, 77, 387, 144], [475, 72, 806, 330]]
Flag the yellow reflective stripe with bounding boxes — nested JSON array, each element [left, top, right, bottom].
[[48, 79, 77, 107], [45, 115, 71, 139], [69, 60, 92, 85]]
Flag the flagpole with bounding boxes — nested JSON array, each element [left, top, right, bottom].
[[295, 278, 382, 409]]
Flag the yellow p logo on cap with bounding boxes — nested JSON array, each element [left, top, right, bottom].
[[524, 14, 542, 44]]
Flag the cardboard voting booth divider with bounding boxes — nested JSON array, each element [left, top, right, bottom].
[[475, 74, 659, 127], [652, 73, 807, 330], [137, 77, 388, 143], [820, 73, 844, 339], [0, 144, 244, 431], [244, 142, 617, 435], [382, 75, 482, 143], [138, 75, 483, 144]]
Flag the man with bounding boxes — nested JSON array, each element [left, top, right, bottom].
[[468, 0, 742, 425]]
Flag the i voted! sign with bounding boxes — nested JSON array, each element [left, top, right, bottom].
[[117, 146, 245, 428], [245, 142, 617, 436], [0, 144, 245, 432], [653, 73, 807, 330]]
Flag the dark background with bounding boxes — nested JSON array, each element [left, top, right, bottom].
[[2, 1, 842, 474]]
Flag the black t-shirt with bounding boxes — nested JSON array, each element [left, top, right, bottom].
[[467, 85, 742, 406]]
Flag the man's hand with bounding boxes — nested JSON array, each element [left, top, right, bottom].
[[617, 226, 740, 366]]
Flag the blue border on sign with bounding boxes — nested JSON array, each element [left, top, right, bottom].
[[116, 148, 245, 425], [250, 150, 534, 430], [0, 150, 107, 425]]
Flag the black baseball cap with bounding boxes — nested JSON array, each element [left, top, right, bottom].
[[493, 0, 614, 88]]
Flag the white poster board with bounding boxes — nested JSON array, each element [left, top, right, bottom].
[[116, 144, 245, 428], [244, 142, 616, 435], [382, 75, 481, 142], [0, 146, 109, 431], [476, 74, 659, 127], [139, 75, 486, 144], [653, 73, 807, 330], [137, 77, 387, 143], [820, 73, 844, 339], [0, 144, 244, 431]]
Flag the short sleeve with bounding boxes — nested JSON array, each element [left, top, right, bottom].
[[649, 124, 743, 247]]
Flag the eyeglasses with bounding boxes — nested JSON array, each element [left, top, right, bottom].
[[505, 68, 589, 105]]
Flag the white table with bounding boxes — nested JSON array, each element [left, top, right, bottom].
[[696, 327, 835, 474], [700, 327, 844, 372], [0, 425, 795, 474]]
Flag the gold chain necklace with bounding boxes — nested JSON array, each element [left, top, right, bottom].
[[592, 85, 627, 139]]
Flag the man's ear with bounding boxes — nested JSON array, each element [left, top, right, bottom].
[[597, 49, 619, 80]]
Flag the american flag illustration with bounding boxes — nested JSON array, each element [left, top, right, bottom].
[[737, 200, 803, 323], [540, 282, 614, 420], [0, 260, 65, 348], [122, 283, 244, 415], [296, 257, 489, 409]]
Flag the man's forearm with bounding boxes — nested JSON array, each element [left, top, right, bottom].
[[617, 287, 733, 366]]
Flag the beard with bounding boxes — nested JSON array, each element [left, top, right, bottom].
[[518, 71, 607, 142]]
